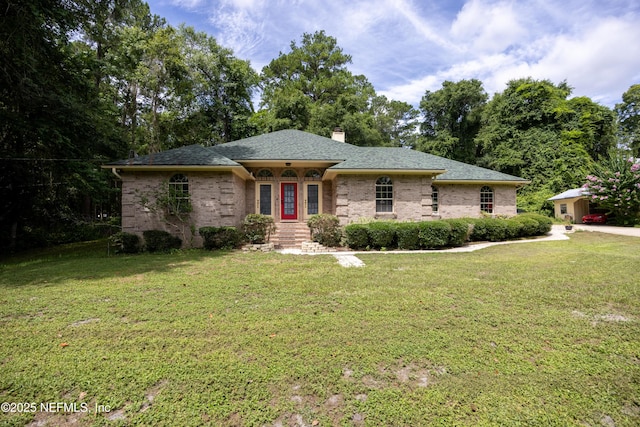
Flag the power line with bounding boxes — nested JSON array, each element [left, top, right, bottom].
[[0, 158, 107, 162]]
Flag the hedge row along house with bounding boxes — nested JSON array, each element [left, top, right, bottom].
[[104, 129, 529, 247]]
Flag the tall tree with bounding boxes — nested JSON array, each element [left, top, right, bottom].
[[261, 30, 354, 106], [135, 25, 187, 153], [615, 84, 640, 156], [370, 95, 419, 148], [176, 26, 258, 145], [78, 0, 147, 89], [258, 31, 390, 146], [418, 79, 487, 163]]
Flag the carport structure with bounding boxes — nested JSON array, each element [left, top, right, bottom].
[[548, 188, 591, 223]]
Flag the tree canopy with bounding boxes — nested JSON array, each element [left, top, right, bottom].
[[469, 78, 617, 212], [615, 84, 640, 156], [257, 30, 416, 147], [417, 79, 487, 163]]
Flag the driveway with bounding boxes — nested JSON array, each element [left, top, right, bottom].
[[573, 224, 640, 237]]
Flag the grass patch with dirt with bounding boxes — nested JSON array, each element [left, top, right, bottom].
[[0, 232, 639, 426]]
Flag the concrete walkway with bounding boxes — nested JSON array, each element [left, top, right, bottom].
[[573, 224, 640, 237], [334, 254, 366, 268], [278, 224, 639, 267]]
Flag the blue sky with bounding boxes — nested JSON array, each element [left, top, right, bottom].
[[146, 0, 640, 108]]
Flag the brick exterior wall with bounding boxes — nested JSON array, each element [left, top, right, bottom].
[[334, 174, 436, 225], [120, 171, 245, 247], [119, 169, 520, 247], [432, 184, 517, 218]]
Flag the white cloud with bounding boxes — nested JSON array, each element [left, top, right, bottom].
[[380, 53, 517, 104], [450, 0, 527, 53], [528, 16, 640, 104], [206, 1, 268, 59], [154, 0, 640, 108], [382, 2, 640, 106], [170, 0, 205, 9]]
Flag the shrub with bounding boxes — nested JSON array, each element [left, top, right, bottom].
[[143, 230, 182, 252], [199, 226, 243, 250], [367, 221, 397, 249], [418, 221, 451, 249], [468, 218, 487, 241], [445, 219, 472, 247], [483, 219, 508, 242], [511, 216, 539, 237], [504, 219, 523, 239], [242, 214, 275, 244], [396, 222, 421, 250], [307, 214, 342, 247], [344, 224, 370, 250], [519, 213, 553, 235], [109, 231, 141, 254]]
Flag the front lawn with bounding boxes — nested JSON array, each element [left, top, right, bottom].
[[1, 233, 639, 426]]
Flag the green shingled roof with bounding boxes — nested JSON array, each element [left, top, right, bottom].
[[210, 129, 358, 161], [328, 147, 448, 171], [107, 144, 240, 166], [105, 129, 528, 184], [434, 157, 529, 183]]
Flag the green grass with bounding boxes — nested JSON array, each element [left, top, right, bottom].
[[1, 233, 639, 426]]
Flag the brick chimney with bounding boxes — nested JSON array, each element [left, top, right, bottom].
[[331, 127, 345, 142]]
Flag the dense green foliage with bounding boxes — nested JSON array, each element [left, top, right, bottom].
[[307, 214, 342, 247], [142, 229, 182, 252], [242, 214, 276, 244], [474, 79, 617, 213], [343, 224, 371, 250], [199, 226, 243, 250], [257, 31, 418, 147], [2, 1, 639, 253], [616, 84, 640, 157], [443, 219, 473, 246], [418, 79, 487, 163], [109, 231, 142, 254], [418, 221, 451, 248], [344, 215, 551, 250]]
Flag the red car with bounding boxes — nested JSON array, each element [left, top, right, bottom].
[[582, 213, 607, 224]]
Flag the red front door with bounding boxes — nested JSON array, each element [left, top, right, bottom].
[[281, 182, 298, 220]]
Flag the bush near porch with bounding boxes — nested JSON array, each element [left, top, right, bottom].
[[307, 214, 342, 247], [199, 226, 243, 250], [344, 214, 552, 250]]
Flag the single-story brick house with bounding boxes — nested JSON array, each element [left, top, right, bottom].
[[104, 129, 528, 246]]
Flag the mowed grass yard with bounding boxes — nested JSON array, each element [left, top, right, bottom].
[[0, 232, 639, 427]]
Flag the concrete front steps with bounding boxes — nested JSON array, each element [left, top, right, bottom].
[[271, 222, 311, 249]]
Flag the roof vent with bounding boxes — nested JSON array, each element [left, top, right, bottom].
[[331, 127, 345, 143]]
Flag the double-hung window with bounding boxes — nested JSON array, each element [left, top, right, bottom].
[[168, 174, 190, 214], [376, 176, 393, 213]]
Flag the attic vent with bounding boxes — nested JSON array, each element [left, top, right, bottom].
[[331, 127, 345, 142]]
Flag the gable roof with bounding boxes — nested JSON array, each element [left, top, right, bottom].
[[323, 147, 448, 178], [104, 129, 528, 185], [211, 129, 358, 161]]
